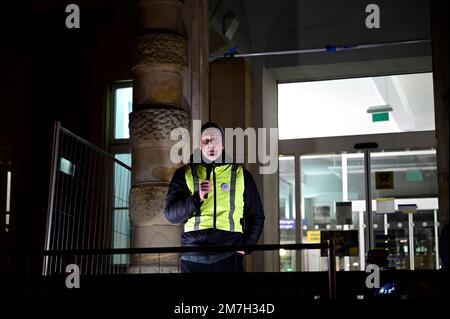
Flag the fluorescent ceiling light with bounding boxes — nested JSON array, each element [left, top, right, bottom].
[[367, 104, 393, 113]]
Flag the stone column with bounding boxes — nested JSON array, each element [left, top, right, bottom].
[[128, 0, 190, 273]]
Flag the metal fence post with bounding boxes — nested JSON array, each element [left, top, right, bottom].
[[327, 240, 337, 299], [43, 121, 61, 276]]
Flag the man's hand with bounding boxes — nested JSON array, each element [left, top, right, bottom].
[[199, 180, 212, 201]]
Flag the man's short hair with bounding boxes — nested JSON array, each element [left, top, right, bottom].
[[201, 122, 224, 144]]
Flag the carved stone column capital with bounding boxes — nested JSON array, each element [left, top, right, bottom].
[[133, 33, 188, 72], [129, 108, 190, 142]]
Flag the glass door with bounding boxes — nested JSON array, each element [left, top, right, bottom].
[[293, 148, 440, 271], [299, 152, 365, 271], [369, 149, 439, 270]]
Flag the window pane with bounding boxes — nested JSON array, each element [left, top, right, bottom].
[[413, 210, 437, 270], [279, 156, 296, 272], [370, 149, 439, 270], [278, 73, 435, 139], [114, 153, 131, 207], [115, 153, 131, 166], [113, 154, 131, 264], [113, 209, 130, 264], [114, 87, 133, 139], [370, 150, 437, 199], [300, 153, 365, 272]]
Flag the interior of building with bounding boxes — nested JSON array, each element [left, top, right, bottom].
[[0, 0, 448, 303]]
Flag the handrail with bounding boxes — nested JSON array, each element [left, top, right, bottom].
[[2, 241, 337, 299], [1, 243, 328, 256]]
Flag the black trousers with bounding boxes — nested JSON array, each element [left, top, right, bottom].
[[181, 253, 244, 273]]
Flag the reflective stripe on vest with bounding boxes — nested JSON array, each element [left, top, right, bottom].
[[184, 164, 244, 233]]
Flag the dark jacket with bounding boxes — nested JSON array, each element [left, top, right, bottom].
[[164, 149, 265, 254]]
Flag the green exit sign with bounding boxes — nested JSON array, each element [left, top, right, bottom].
[[372, 112, 389, 122]]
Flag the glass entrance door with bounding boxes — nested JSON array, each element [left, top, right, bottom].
[[299, 153, 365, 272], [369, 150, 439, 270], [293, 148, 440, 272]]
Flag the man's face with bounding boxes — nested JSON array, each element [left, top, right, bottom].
[[200, 128, 223, 162]]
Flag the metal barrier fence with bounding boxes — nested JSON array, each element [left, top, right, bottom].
[[43, 122, 131, 276]]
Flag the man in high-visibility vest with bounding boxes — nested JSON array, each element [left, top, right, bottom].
[[164, 122, 265, 272]]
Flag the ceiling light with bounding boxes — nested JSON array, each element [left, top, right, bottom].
[[367, 104, 393, 113]]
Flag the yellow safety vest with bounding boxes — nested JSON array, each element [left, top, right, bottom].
[[184, 163, 244, 233]]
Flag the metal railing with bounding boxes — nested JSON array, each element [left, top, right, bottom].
[[0, 161, 11, 235], [43, 122, 131, 276], [1, 242, 338, 299]]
